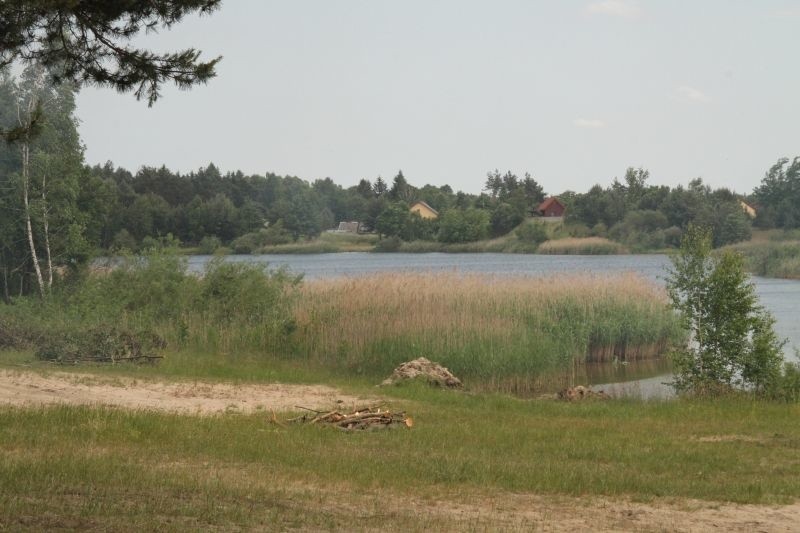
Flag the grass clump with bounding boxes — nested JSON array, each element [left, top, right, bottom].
[[293, 273, 683, 393], [537, 237, 628, 255]]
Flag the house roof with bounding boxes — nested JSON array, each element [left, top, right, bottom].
[[537, 197, 564, 212], [410, 200, 439, 215]]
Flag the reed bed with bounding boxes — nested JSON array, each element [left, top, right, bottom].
[[722, 241, 800, 279], [1, 255, 683, 394], [294, 272, 683, 393], [536, 237, 628, 255]]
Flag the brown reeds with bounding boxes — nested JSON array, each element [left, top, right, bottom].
[[537, 237, 628, 255], [293, 272, 683, 392]]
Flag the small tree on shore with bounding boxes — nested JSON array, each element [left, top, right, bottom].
[[666, 225, 785, 395]]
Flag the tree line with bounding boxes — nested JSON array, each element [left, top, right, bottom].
[[2, 65, 799, 298]]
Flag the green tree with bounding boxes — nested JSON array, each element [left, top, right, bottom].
[[375, 204, 410, 239], [0, 66, 88, 297], [490, 202, 524, 237], [753, 157, 800, 229], [666, 225, 785, 395], [515, 220, 548, 245], [0, 0, 221, 106], [438, 209, 489, 243]]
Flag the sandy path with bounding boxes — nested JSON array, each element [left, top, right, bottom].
[[0, 369, 371, 415]]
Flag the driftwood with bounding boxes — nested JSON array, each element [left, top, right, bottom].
[[557, 385, 610, 402], [51, 355, 164, 364], [381, 357, 462, 388], [289, 403, 413, 432]]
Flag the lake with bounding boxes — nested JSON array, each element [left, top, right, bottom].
[[188, 253, 800, 397]]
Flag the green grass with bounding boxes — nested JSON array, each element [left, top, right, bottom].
[[1, 388, 798, 530]]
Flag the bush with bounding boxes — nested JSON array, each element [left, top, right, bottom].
[[374, 236, 402, 252], [231, 223, 294, 254], [200, 258, 301, 328], [438, 209, 490, 243], [771, 362, 800, 402], [35, 326, 165, 363], [111, 229, 138, 251], [490, 203, 525, 237], [197, 235, 222, 254], [515, 221, 548, 245], [667, 225, 786, 396]]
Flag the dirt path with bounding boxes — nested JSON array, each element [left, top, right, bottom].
[[0, 369, 371, 415]]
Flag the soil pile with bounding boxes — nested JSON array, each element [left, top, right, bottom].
[[381, 357, 462, 388]]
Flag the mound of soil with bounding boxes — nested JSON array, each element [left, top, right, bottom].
[[381, 357, 463, 388]]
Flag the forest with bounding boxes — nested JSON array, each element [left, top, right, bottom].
[[2, 66, 799, 298]]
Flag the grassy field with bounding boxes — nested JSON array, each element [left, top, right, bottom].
[[1, 383, 799, 530]]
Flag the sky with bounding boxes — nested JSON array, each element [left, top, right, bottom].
[[75, 0, 800, 195]]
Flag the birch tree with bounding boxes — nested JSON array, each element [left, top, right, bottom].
[[0, 66, 87, 299]]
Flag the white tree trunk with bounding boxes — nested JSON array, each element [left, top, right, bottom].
[[17, 93, 45, 298], [41, 171, 53, 289], [21, 142, 44, 297]]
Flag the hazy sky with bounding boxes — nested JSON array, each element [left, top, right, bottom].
[[75, 0, 800, 195]]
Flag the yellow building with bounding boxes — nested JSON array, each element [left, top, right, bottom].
[[409, 201, 439, 220]]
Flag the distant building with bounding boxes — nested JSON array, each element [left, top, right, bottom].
[[409, 201, 439, 220], [739, 199, 756, 219], [336, 221, 361, 233], [537, 197, 566, 218]]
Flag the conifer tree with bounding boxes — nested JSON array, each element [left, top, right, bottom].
[[0, 0, 221, 106]]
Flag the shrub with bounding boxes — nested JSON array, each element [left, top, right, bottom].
[[199, 258, 301, 328], [197, 235, 222, 254], [374, 236, 402, 252], [490, 203, 525, 237], [666, 225, 786, 396], [231, 223, 294, 254], [438, 209, 490, 243], [515, 220, 548, 245], [111, 229, 138, 251]]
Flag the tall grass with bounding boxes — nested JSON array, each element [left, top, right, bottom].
[[293, 273, 683, 393], [256, 232, 379, 254], [721, 241, 800, 279], [0, 253, 683, 394], [537, 237, 628, 255]]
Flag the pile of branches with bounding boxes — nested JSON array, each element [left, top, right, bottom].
[[35, 326, 165, 364], [289, 403, 413, 432]]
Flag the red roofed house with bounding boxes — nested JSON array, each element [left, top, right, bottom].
[[537, 197, 566, 218]]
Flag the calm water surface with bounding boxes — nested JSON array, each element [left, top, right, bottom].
[[189, 253, 800, 397]]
